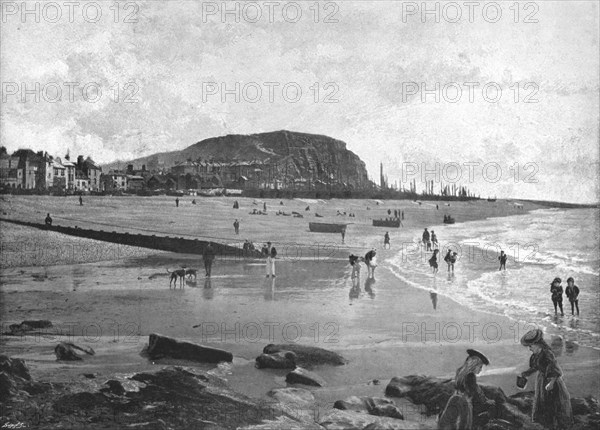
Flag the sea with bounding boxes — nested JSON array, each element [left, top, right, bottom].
[[385, 208, 600, 349]]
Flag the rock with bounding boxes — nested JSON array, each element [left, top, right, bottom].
[[267, 388, 317, 423], [572, 396, 599, 415], [239, 416, 324, 430], [267, 388, 315, 407], [286, 367, 326, 387], [256, 351, 297, 369], [385, 375, 453, 415], [146, 333, 233, 363], [100, 379, 126, 396], [480, 384, 508, 404], [319, 410, 423, 430], [0, 372, 16, 401], [54, 342, 83, 361], [7, 320, 52, 335], [22, 380, 53, 395], [263, 344, 347, 367], [83, 373, 97, 379], [0, 355, 31, 380], [333, 396, 404, 419]]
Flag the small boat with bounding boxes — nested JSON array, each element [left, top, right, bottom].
[[443, 216, 456, 224], [487, 197, 496, 202], [309, 222, 347, 233], [372, 219, 400, 228]]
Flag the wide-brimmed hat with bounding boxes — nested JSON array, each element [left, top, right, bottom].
[[466, 349, 490, 365], [552, 277, 562, 284], [520, 329, 543, 346]]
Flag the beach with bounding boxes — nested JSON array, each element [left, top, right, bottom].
[[1, 195, 599, 427]]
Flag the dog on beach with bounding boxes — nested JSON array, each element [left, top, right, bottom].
[[185, 268, 197, 281], [167, 268, 186, 288]]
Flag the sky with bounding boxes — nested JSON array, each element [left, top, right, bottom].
[[1, 1, 598, 203]]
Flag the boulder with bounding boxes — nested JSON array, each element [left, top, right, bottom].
[[571, 396, 599, 416], [100, 379, 126, 396], [286, 367, 326, 387], [0, 355, 31, 380], [146, 333, 233, 363], [7, 320, 52, 335], [333, 396, 404, 419], [256, 351, 297, 369], [263, 344, 347, 367], [267, 388, 317, 423], [54, 343, 82, 361], [319, 410, 423, 430], [385, 375, 453, 415]]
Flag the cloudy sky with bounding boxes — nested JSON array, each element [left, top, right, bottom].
[[1, 1, 598, 203]]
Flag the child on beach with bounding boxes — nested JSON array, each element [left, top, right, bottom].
[[444, 250, 457, 272], [349, 254, 363, 279], [383, 232, 390, 249], [498, 251, 507, 270], [550, 277, 564, 316], [565, 277, 580, 316], [429, 249, 439, 274], [365, 249, 377, 278]]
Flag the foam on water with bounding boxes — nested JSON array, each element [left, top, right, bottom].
[[384, 208, 600, 348]]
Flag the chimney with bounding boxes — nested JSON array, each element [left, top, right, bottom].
[[77, 155, 84, 170]]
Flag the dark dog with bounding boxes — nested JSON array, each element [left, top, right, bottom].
[[185, 268, 197, 281], [167, 269, 186, 288]]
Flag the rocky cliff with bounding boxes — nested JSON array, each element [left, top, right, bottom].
[[103, 130, 372, 189]]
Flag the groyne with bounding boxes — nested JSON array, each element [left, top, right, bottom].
[[0, 218, 262, 258]]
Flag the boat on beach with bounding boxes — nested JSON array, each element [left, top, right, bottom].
[[372, 219, 401, 228], [309, 222, 348, 233]]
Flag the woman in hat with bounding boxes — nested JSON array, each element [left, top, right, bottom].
[[519, 329, 573, 429], [438, 349, 495, 429]]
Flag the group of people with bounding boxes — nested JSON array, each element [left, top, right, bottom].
[[422, 228, 438, 251], [550, 277, 581, 316], [349, 248, 377, 279], [439, 329, 573, 429]]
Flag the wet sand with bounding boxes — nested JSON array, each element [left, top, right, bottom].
[[1, 195, 598, 425]]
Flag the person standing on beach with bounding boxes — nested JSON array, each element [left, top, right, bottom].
[[422, 228, 430, 249], [233, 219, 240, 235], [341, 227, 346, 244], [203, 243, 215, 277], [383, 232, 390, 249], [263, 202, 267, 212], [79, 195, 83, 206], [175, 198, 179, 207], [498, 251, 508, 270], [550, 277, 564, 316], [401, 210, 404, 220], [439, 349, 495, 430], [519, 329, 573, 429], [349, 254, 362, 279], [431, 230, 438, 249], [429, 249, 439, 274], [45, 213, 53, 226], [266, 243, 276, 278], [365, 248, 377, 278], [565, 277, 580, 316]]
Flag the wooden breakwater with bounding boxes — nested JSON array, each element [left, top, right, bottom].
[[0, 218, 262, 258]]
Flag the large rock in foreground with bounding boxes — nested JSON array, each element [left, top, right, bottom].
[[334, 396, 404, 420], [146, 333, 233, 363], [256, 351, 297, 369], [264, 344, 347, 367]]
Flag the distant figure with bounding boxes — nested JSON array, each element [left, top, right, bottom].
[[565, 277, 580, 316], [422, 228, 430, 249], [261, 243, 269, 256], [280, 200, 284, 205], [444, 250, 457, 272], [443, 215, 448, 223], [498, 251, 507, 270], [79, 195, 83, 206], [401, 210, 404, 220], [175, 198, 179, 207], [383, 232, 390, 249], [436, 204, 439, 210], [233, 219, 240, 235], [387, 209, 391, 215], [266, 243, 277, 278], [233, 200, 239, 209], [429, 249, 439, 274], [263, 202, 267, 211], [203, 243, 215, 277], [349, 254, 362, 279], [192, 199, 196, 205], [394, 209, 398, 218], [431, 230, 438, 248], [341, 228, 346, 244], [550, 277, 564, 316], [305, 206, 310, 211], [519, 329, 573, 428], [45, 213, 52, 226], [365, 248, 377, 278]]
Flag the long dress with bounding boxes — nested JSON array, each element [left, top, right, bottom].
[[438, 373, 491, 430], [522, 348, 573, 428]]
